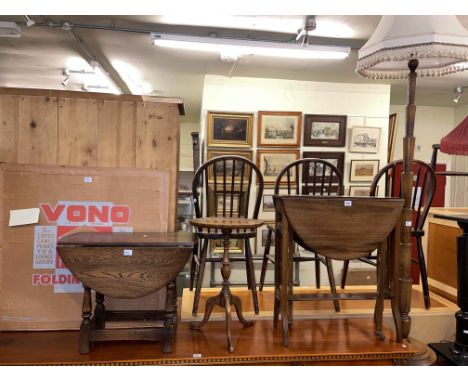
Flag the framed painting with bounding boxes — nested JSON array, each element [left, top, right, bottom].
[[303, 114, 347, 147], [206, 149, 253, 182], [302, 151, 345, 183], [262, 194, 275, 213], [207, 111, 253, 148], [349, 160, 380, 182], [257, 111, 302, 147], [387, 114, 398, 162], [256, 149, 300, 185], [210, 238, 244, 255], [348, 185, 376, 196], [349, 126, 381, 153], [257, 220, 275, 254]]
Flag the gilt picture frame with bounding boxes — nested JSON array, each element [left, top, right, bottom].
[[349, 160, 380, 182], [256, 149, 300, 185], [206, 149, 253, 182], [207, 111, 253, 148], [257, 111, 302, 147]]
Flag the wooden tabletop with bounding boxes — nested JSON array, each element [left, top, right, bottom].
[[57, 231, 194, 247], [190, 217, 264, 230], [433, 214, 468, 224]]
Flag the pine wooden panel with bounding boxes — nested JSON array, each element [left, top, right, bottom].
[[97, 100, 135, 168], [58, 98, 98, 167], [427, 222, 460, 289], [0, 94, 18, 163], [136, 102, 180, 230], [18, 96, 58, 165]]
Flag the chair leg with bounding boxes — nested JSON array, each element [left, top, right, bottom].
[[192, 239, 209, 316], [374, 242, 386, 340], [325, 258, 340, 312], [315, 256, 321, 289], [293, 254, 300, 286], [416, 236, 431, 309], [341, 260, 350, 289], [259, 230, 272, 291], [245, 239, 253, 291], [189, 240, 200, 291], [245, 239, 259, 315]]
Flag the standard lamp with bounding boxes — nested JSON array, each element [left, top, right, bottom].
[[356, 15, 468, 343]]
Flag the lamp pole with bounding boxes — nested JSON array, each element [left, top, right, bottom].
[[400, 58, 419, 341]]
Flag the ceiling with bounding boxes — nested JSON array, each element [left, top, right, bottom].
[[1, 15, 468, 122]]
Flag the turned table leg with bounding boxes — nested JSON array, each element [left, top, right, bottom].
[[79, 286, 92, 354], [163, 279, 177, 354], [94, 292, 105, 330]]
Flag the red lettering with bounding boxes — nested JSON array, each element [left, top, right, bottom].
[[88, 205, 109, 223], [32, 274, 41, 285], [67, 205, 86, 222], [40, 204, 65, 222], [111, 206, 130, 223]]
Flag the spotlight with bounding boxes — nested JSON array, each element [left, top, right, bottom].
[[453, 85, 466, 104], [61, 76, 70, 87]]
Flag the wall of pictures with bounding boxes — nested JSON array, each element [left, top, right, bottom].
[[198, 75, 391, 287]]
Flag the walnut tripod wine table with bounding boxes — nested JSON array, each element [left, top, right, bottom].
[[189, 217, 264, 352]]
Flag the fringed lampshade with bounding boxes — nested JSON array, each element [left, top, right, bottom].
[[355, 15, 468, 346], [440, 116, 468, 155], [356, 16, 468, 79]]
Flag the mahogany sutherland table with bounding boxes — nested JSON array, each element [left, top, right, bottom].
[[189, 217, 264, 352], [57, 231, 193, 354]]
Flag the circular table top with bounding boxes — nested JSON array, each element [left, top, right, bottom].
[[190, 217, 264, 230]]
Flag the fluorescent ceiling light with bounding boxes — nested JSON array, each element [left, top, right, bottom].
[[0, 21, 21, 38], [151, 33, 350, 60]]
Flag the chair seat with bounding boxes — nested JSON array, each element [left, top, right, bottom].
[[196, 229, 257, 239]]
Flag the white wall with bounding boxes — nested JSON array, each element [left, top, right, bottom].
[[389, 105, 455, 207], [200, 75, 391, 287], [451, 104, 468, 206], [179, 122, 200, 171]]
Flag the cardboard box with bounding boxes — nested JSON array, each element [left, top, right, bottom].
[[0, 163, 171, 330]]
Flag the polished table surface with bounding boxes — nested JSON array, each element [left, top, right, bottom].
[[190, 217, 264, 352], [58, 231, 194, 247]]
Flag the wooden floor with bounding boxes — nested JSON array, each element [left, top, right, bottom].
[[0, 284, 429, 365], [0, 318, 415, 365]]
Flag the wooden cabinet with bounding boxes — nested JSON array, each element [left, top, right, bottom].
[[425, 208, 466, 302]]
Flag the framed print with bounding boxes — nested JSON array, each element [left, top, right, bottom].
[[262, 194, 275, 213], [303, 114, 347, 147], [387, 114, 398, 162], [302, 151, 345, 183], [302, 185, 340, 195], [207, 111, 253, 148], [349, 185, 376, 196], [349, 160, 380, 182], [257, 111, 302, 147], [206, 149, 253, 182], [257, 221, 275, 254], [256, 149, 300, 184], [210, 238, 244, 255], [349, 126, 381, 153]]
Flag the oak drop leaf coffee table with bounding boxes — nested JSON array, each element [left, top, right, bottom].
[[189, 216, 264, 352]]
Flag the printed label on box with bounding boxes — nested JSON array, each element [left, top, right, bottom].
[[33, 226, 57, 269], [32, 200, 132, 293]]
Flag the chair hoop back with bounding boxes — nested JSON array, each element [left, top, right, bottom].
[[370, 159, 436, 232], [274, 158, 344, 196], [192, 155, 264, 220]]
